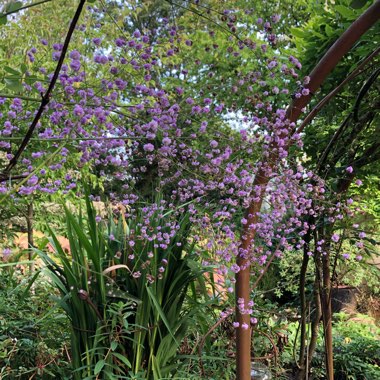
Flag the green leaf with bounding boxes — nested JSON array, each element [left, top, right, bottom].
[[4, 66, 21, 76], [108, 289, 141, 303], [146, 286, 178, 345], [0, 260, 34, 268], [290, 27, 305, 39], [5, 1, 23, 13], [112, 352, 132, 368], [0, 13, 7, 25], [25, 75, 38, 85], [123, 317, 129, 330], [110, 340, 118, 351], [350, 0, 369, 9], [325, 24, 334, 37], [94, 359, 105, 375], [151, 355, 162, 380], [335, 5, 357, 19], [4, 78, 23, 92]]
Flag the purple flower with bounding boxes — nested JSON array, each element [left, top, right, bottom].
[[115, 37, 126, 47], [12, 98, 22, 107], [94, 55, 108, 64], [27, 175, 38, 186], [215, 104, 224, 113], [69, 50, 80, 60], [143, 143, 154, 152], [331, 234, 339, 243], [92, 37, 102, 46], [27, 51, 35, 62], [31, 152, 44, 159], [192, 105, 201, 114], [230, 264, 240, 273], [73, 104, 84, 117], [53, 43, 63, 51], [52, 51, 61, 61], [199, 121, 207, 133], [2, 248, 12, 258], [346, 166, 353, 173], [70, 60, 81, 71]]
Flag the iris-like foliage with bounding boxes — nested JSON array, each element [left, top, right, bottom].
[[36, 194, 205, 379]]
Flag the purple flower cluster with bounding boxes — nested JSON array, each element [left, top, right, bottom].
[[0, 5, 368, 324]]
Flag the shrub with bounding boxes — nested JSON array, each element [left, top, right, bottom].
[[0, 270, 70, 379]]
